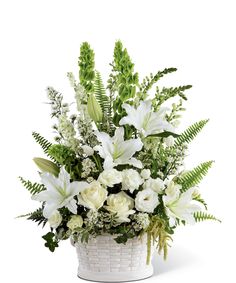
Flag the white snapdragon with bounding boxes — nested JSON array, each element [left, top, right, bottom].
[[140, 169, 151, 179], [48, 210, 62, 229], [105, 192, 135, 223], [78, 181, 108, 210], [98, 169, 122, 187], [143, 177, 164, 193], [135, 189, 159, 213], [121, 169, 143, 193]]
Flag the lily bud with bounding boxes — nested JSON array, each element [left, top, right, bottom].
[[87, 94, 103, 122], [33, 157, 59, 176]]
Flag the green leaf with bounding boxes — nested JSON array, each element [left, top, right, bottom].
[[42, 232, 59, 252], [178, 161, 214, 192], [194, 212, 221, 223], [27, 208, 48, 227], [19, 177, 45, 195], [147, 131, 180, 138], [175, 119, 209, 146]]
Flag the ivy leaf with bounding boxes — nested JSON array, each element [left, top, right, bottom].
[[148, 131, 180, 138], [42, 232, 59, 252]]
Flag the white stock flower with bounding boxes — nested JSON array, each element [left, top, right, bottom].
[[105, 191, 135, 223], [143, 177, 164, 193], [78, 181, 108, 210], [163, 184, 201, 227], [135, 189, 159, 213], [48, 210, 62, 229], [164, 136, 175, 147], [94, 127, 143, 169], [98, 169, 122, 187], [141, 169, 151, 179], [119, 100, 174, 137], [67, 215, 83, 230], [122, 169, 143, 193], [32, 166, 89, 218]]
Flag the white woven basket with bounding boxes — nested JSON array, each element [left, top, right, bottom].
[[73, 233, 154, 282]]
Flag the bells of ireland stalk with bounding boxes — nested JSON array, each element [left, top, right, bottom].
[[33, 157, 59, 177], [87, 94, 103, 122]]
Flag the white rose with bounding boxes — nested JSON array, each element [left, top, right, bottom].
[[141, 169, 151, 179], [98, 169, 122, 187], [78, 181, 108, 210], [135, 189, 159, 213], [67, 215, 83, 230], [122, 169, 143, 193], [105, 191, 135, 222], [143, 178, 164, 193], [48, 210, 62, 229], [164, 136, 175, 147], [81, 145, 94, 156]]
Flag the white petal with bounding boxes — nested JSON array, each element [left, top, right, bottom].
[[43, 203, 59, 218], [66, 198, 78, 214], [113, 127, 125, 145], [104, 156, 114, 170], [69, 181, 89, 195], [58, 166, 70, 188], [126, 157, 143, 168]]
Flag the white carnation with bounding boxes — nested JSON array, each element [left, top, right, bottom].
[[140, 169, 151, 179], [143, 177, 164, 193], [81, 145, 94, 156], [122, 169, 143, 193], [135, 189, 159, 213], [98, 169, 122, 187], [48, 210, 62, 229]]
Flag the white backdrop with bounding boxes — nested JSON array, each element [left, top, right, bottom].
[[0, 0, 235, 282]]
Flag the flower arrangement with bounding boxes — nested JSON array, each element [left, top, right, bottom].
[[19, 41, 220, 264]]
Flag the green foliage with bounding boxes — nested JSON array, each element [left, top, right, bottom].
[[94, 71, 109, 113], [153, 85, 192, 110], [32, 132, 56, 162], [42, 232, 59, 252], [110, 41, 139, 125], [140, 68, 177, 95], [113, 225, 136, 244], [178, 161, 214, 192], [27, 208, 48, 227], [48, 144, 82, 180], [148, 131, 180, 138], [147, 216, 172, 262], [174, 119, 209, 146], [193, 194, 208, 210], [194, 212, 221, 223], [19, 177, 45, 195], [78, 42, 95, 93]]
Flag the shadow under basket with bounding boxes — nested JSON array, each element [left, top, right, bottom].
[[71, 234, 154, 282]]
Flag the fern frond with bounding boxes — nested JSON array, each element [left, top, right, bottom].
[[193, 195, 208, 210], [175, 119, 209, 146], [32, 132, 52, 155], [27, 208, 48, 227], [194, 211, 221, 223], [178, 161, 214, 192], [19, 177, 45, 195], [94, 71, 109, 113]]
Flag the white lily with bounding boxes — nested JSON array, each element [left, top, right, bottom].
[[32, 166, 89, 218], [163, 184, 201, 227], [94, 127, 143, 169], [119, 100, 174, 137]]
